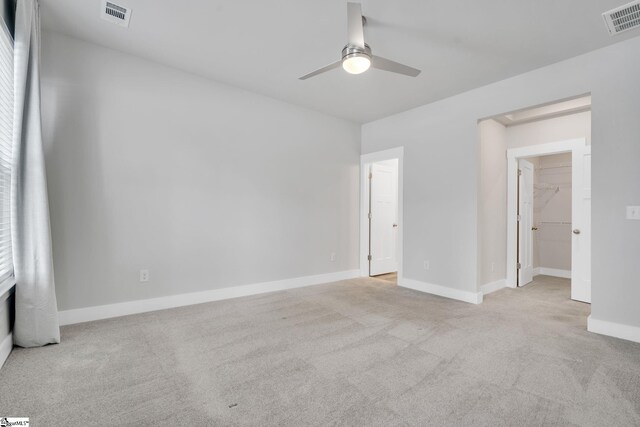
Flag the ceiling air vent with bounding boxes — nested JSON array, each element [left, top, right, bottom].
[[603, 0, 640, 35], [101, 0, 131, 28]]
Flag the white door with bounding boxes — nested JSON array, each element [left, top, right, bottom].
[[518, 159, 534, 286], [571, 145, 591, 302], [369, 161, 398, 276]]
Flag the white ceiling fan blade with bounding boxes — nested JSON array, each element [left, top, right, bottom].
[[371, 56, 421, 77], [347, 2, 365, 48], [298, 60, 342, 80]]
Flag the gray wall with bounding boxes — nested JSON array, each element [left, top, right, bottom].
[[478, 119, 507, 287], [41, 32, 361, 311], [362, 36, 640, 329]]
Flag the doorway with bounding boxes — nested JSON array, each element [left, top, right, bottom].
[[507, 139, 591, 302], [360, 148, 404, 284], [517, 153, 572, 286], [369, 159, 398, 277]]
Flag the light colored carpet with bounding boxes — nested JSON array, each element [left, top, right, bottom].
[[1, 275, 639, 426]]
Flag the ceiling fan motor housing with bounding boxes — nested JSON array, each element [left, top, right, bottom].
[[342, 43, 372, 62]]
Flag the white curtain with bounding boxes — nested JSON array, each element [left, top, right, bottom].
[[12, 0, 60, 347]]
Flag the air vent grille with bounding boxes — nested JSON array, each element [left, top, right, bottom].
[[603, 1, 640, 35], [106, 2, 126, 20], [101, 0, 131, 27]]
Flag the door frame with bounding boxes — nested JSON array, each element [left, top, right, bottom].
[[360, 147, 404, 280], [506, 138, 586, 288]]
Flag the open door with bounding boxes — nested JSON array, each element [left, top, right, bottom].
[[369, 161, 398, 276], [571, 145, 591, 302], [518, 159, 534, 286]]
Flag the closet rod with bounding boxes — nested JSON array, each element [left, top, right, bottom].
[[536, 164, 571, 171]]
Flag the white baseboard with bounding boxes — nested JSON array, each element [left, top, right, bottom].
[[534, 267, 571, 279], [481, 279, 507, 296], [399, 278, 483, 305], [587, 316, 640, 344], [0, 332, 12, 370], [59, 269, 360, 326]]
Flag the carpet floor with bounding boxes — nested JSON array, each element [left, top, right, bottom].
[[1, 275, 639, 426]]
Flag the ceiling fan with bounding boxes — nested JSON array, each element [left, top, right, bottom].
[[299, 2, 421, 80]]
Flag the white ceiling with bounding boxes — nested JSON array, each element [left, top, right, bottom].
[[40, 0, 640, 123]]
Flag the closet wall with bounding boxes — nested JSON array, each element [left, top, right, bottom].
[[532, 154, 572, 274]]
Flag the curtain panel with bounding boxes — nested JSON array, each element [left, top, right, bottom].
[[12, 0, 60, 347]]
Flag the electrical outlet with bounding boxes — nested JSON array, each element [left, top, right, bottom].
[[423, 260, 430, 270], [330, 252, 336, 262], [491, 262, 495, 272], [627, 206, 640, 220], [139, 269, 150, 282]]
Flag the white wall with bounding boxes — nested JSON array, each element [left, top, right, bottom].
[[362, 35, 640, 332], [506, 111, 591, 148], [478, 119, 507, 287], [41, 32, 361, 311]]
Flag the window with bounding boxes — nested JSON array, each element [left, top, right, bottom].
[[0, 21, 13, 283]]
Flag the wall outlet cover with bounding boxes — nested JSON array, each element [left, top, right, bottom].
[[627, 206, 640, 220]]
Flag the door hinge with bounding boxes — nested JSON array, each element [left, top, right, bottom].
[[368, 212, 372, 220], [518, 169, 522, 176], [367, 254, 372, 261], [368, 172, 373, 180], [517, 214, 521, 221], [517, 263, 521, 269]]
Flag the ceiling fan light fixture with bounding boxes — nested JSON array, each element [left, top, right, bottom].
[[342, 54, 371, 74], [341, 44, 372, 75]]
